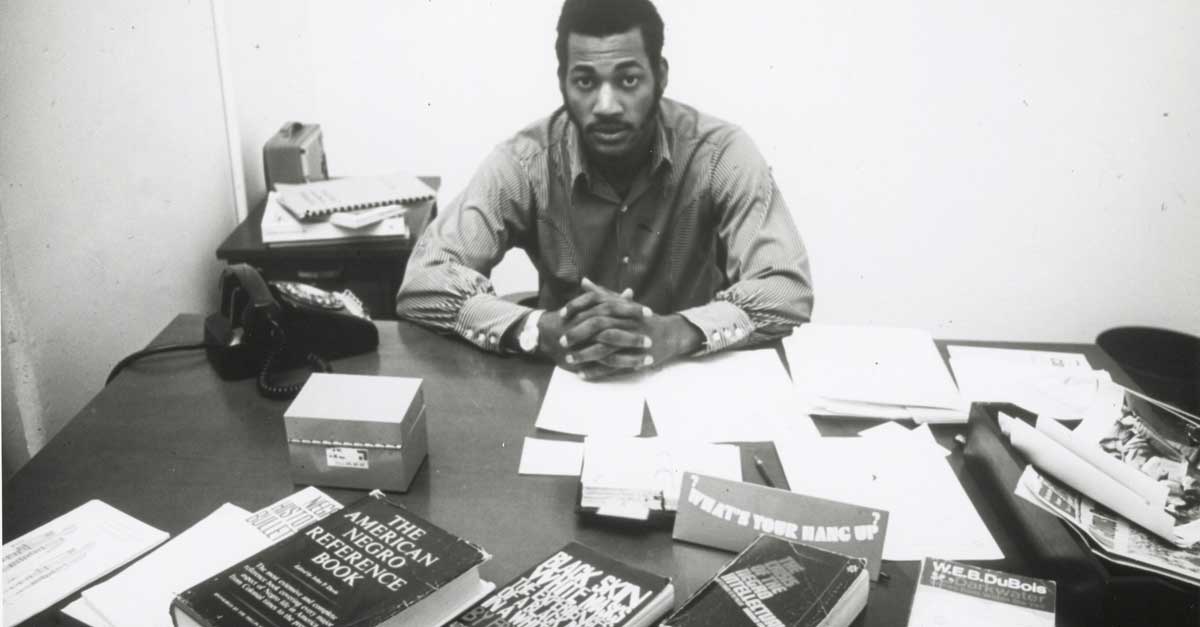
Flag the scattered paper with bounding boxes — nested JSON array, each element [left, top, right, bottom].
[[947, 345, 1123, 422], [80, 504, 269, 627], [2, 500, 168, 627], [776, 436, 1002, 561], [947, 345, 1091, 370], [535, 367, 647, 436], [76, 489, 343, 627], [644, 349, 817, 442], [536, 352, 818, 441], [62, 599, 113, 627], [519, 437, 585, 476], [858, 422, 951, 457]]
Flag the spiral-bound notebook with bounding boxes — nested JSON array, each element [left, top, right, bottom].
[[275, 173, 435, 221]]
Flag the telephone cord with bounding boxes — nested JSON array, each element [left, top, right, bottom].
[[256, 342, 331, 400], [105, 342, 216, 385]]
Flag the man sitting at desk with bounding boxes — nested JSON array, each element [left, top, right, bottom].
[[397, 0, 813, 379]]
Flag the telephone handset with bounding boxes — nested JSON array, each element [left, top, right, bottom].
[[204, 264, 378, 398]]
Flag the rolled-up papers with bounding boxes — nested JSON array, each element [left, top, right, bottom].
[[1035, 416, 1169, 509], [999, 413, 1179, 545]]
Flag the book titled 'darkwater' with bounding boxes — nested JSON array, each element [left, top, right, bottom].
[[447, 542, 673, 627], [906, 558, 1055, 627], [661, 535, 868, 627], [170, 491, 492, 627]]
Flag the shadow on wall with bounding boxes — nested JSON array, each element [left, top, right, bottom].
[[2, 337, 33, 481]]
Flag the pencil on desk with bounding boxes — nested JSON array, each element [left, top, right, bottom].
[[753, 455, 777, 488]]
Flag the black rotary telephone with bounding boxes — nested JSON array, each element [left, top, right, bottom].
[[203, 264, 378, 398]]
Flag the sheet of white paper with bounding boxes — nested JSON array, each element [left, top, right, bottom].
[[776, 436, 1002, 561], [62, 598, 114, 627], [2, 500, 168, 627], [858, 422, 951, 457], [535, 367, 647, 436], [949, 350, 1123, 421], [785, 324, 964, 410], [947, 345, 1092, 370], [644, 349, 817, 442], [81, 504, 269, 627], [519, 437, 585, 476]]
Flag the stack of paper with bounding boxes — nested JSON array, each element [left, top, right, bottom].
[[534, 349, 817, 441], [580, 436, 743, 520], [784, 324, 969, 423], [62, 487, 342, 627], [947, 345, 1124, 422], [261, 191, 415, 246]]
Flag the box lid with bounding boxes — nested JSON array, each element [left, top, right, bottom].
[[284, 374, 424, 444]]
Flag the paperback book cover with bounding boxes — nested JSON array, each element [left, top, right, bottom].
[[673, 472, 889, 580], [661, 535, 868, 627], [446, 542, 674, 627], [170, 491, 490, 627], [906, 558, 1056, 627]]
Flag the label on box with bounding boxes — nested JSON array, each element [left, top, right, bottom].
[[326, 447, 369, 470]]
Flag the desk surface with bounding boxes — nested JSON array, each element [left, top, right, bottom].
[[1, 316, 1141, 626]]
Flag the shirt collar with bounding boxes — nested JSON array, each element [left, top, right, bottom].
[[566, 108, 673, 188]]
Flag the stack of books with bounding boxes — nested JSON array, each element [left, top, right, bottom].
[[261, 173, 435, 246]]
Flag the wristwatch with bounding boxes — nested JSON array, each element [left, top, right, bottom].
[[517, 310, 544, 354]]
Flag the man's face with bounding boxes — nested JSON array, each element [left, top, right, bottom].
[[561, 27, 664, 164]]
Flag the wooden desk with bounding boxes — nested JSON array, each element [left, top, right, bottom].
[[214, 177, 439, 320], [0, 317, 1158, 626]]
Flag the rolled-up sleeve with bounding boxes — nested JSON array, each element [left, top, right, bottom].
[[395, 147, 535, 353], [678, 128, 814, 354]]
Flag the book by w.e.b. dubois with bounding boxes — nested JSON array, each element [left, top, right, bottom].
[[661, 535, 869, 627], [170, 491, 492, 627], [906, 558, 1055, 626], [447, 542, 674, 627]]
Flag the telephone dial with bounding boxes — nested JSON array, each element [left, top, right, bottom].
[[204, 264, 378, 398]]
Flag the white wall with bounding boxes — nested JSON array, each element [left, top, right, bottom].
[[224, 0, 318, 217], [0, 1, 238, 470], [233, 0, 1199, 342]]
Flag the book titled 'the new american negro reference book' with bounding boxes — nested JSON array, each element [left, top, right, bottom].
[[446, 541, 674, 627], [661, 534, 869, 627], [170, 491, 493, 627]]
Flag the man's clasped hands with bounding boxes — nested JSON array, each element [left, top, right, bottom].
[[536, 278, 702, 380]]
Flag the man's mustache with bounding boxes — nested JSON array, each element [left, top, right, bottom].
[[587, 121, 632, 133]]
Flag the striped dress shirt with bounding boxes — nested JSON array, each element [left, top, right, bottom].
[[396, 98, 813, 355]]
